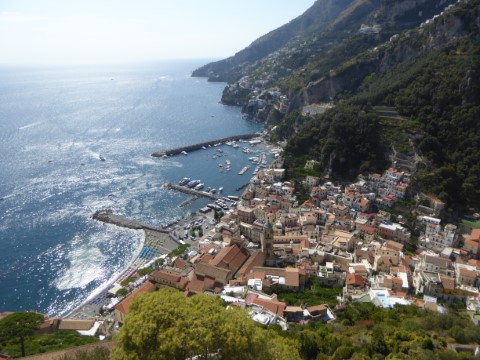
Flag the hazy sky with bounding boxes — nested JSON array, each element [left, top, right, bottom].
[[0, 0, 316, 66]]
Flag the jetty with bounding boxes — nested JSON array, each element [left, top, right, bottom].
[[92, 209, 170, 234], [164, 183, 221, 200], [152, 133, 258, 157]]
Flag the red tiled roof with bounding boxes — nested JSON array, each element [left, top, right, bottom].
[[346, 273, 364, 287], [385, 240, 404, 251], [285, 268, 300, 287], [195, 262, 231, 284], [359, 225, 376, 233], [237, 251, 265, 279], [210, 244, 249, 274], [115, 281, 156, 315], [467, 259, 480, 270], [440, 276, 455, 290], [459, 267, 477, 278], [150, 269, 181, 284], [252, 298, 286, 317], [468, 229, 480, 241]]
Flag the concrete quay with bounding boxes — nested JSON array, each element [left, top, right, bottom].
[[92, 209, 170, 234], [151, 133, 257, 157], [164, 182, 222, 200]]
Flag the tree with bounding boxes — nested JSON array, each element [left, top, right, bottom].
[[0, 312, 44, 357], [112, 288, 300, 360], [137, 267, 153, 276], [120, 277, 136, 287], [116, 288, 128, 297]]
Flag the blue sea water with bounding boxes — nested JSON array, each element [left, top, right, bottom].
[[0, 60, 262, 316]]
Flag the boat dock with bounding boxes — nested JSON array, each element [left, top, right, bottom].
[[164, 183, 221, 200], [179, 196, 199, 208], [152, 133, 258, 157]]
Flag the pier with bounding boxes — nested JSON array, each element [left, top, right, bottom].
[[179, 196, 199, 208], [151, 133, 258, 157], [92, 209, 170, 234], [164, 183, 221, 200]]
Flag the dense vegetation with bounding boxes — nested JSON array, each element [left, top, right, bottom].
[[385, 43, 480, 208], [112, 287, 299, 360], [0, 328, 98, 358], [278, 1, 480, 210], [10, 294, 480, 359], [195, 0, 480, 211], [274, 277, 342, 308], [283, 104, 388, 181], [282, 303, 480, 359], [107, 291, 480, 359]]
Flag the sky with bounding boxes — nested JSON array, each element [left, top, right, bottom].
[[0, 0, 316, 66]]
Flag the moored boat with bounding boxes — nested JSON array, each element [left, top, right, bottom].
[[178, 177, 190, 186]]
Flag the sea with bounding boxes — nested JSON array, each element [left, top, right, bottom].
[[0, 60, 263, 316]]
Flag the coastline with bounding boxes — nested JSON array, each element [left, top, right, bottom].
[[64, 134, 280, 320], [64, 217, 178, 320]]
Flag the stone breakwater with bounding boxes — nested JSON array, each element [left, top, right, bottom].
[[163, 183, 221, 200], [92, 209, 170, 234], [151, 133, 257, 157]]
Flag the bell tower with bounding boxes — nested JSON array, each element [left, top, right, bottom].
[[261, 220, 274, 260]]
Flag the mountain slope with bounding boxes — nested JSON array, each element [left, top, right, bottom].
[[284, 0, 480, 208], [193, 0, 479, 209], [192, 0, 354, 83]]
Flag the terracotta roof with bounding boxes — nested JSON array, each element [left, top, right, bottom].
[[245, 293, 259, 304], [194, 262, 231, 284], [468, 229, 480, 241], [459, 267, 477, 278], [379, 255, 399, 266], [150, 269, 181, 284], [246, 271, 266, 280], [392, 277, 403, 285], [391, 290, 407, 298], [425, 255, 451, 268], [353, 265, 368, 273], [237, 251, 265, 279], [465, 238, 480, 250], [284, 306, 303, 313], [210, 244, 249, 274], [115, 280, 156, 315], [385, 240, 404, 251], [199, 253, 214, 263], [359, 225, 376, 233], [186, 275, 206, 294], [467, 259, 480, 269], [173, 258, 189, 269], [440, 275, 455, 290], [252, 298, 286, 317], [346, 273, 364, 287], [285, 267, 300, 287]]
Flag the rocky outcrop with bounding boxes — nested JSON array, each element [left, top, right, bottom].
[[289, 0, 478, 108]]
